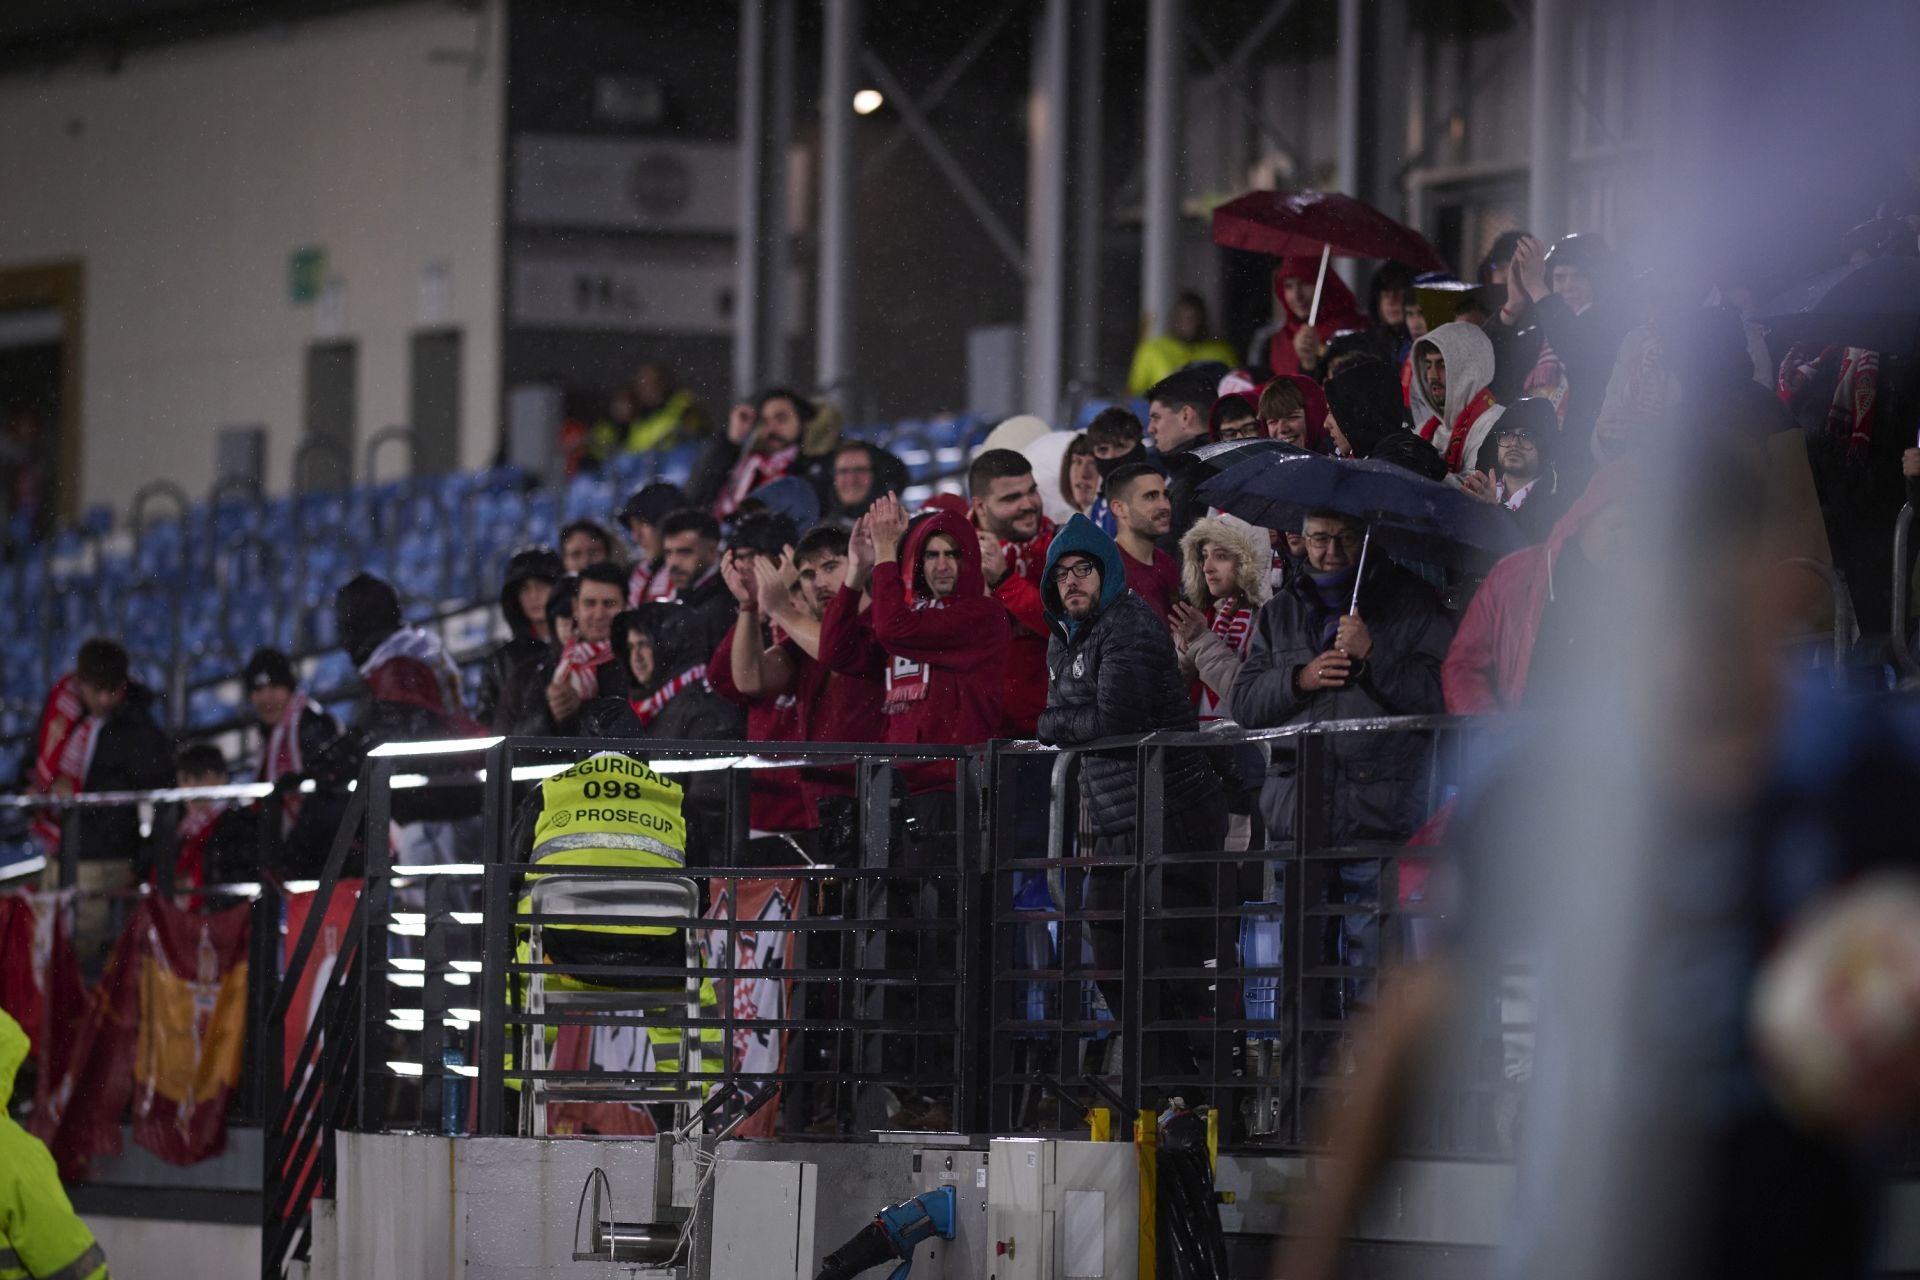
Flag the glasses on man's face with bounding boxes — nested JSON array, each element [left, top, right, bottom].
[[1049, 559, 1098, 584], [1496, 430, 1537, 448], [1218, 421, 1261, 440], [1302, 532, 1363, 551]]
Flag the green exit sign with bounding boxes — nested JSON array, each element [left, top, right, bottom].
[[289, 247, 326, 304]]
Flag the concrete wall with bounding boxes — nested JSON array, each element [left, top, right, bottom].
[[89, 1216, 260, 1280], [0, 0, 506, 510]]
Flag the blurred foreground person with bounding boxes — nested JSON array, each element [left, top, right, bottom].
[[1272, 440, 1920, 1280], [1, 1011, 108, 1280]]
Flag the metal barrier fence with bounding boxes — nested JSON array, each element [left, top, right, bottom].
[[4, 716, 1529, 1278]]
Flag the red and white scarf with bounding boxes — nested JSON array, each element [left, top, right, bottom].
[[1418, 386, 1500, 475], [717, 443, 799, 517], [629, 665, 708, 727], [628, 560, 675, 607], [554, 640, 614, 699], [28, 674, 86, 848], [261, 694, 324, 833], [1780, 343, 1880, 463], [1195, 599, 1255, 721]]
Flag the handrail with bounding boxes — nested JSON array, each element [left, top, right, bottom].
[[292, 436, 351, 496], [364, 425, 414, 486], [129, 478, 192, 535], [1013, 712, 1487, 759], [1893, 504, 1918, 680]]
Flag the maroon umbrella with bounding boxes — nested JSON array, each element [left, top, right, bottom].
[[1213, 189, 1449, 326], [1212, 189, 1450, 272]]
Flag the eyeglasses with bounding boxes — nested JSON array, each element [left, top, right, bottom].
[[1496, 430, 1538, 446], [1302, 532, 1363, 551], [1049, 559, 1098, 584]]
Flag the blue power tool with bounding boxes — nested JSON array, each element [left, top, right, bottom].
[[812, 1185, 958, 1280]]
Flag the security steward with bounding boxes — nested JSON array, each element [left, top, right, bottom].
[[511, 750, 719, 1086], [2, 1010, 109, 1280]]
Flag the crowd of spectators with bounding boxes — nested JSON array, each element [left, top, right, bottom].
[[18, 187, 1920, 1136]]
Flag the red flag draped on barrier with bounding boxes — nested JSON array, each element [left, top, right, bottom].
[[0, 889, 86, 1116], [30, 895, 251, 1178], [281, 878, 362, 1085]]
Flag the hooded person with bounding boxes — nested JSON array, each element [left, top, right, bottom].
[[823, 439, 910, 528], [1473, 396, 1573, 543], [1266, 255, 1365, 379], [602, 604, 745, 866], [1409, 320, 1507, 476], [1037, 514, 1224, 1094], [854, 503, 1009, 797], [1173, 514, 1275, 722], [1321, 358, 1448, 481], [1230, 509, 1454, 844], [1, 1011, 109, 1280], [1441, 462, 1635, 714], [322, 574, 484, 834], [477, 546, 564, 735]]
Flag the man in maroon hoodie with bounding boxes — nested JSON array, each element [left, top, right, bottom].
[[825, 496, 1006, 1115], [967, 449, 1055, 736]]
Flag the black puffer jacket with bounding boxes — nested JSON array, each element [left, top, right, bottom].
[[477, 546, 563, 735], [1037, 515, 1218, 837], [1230, 560, 1452, 844]]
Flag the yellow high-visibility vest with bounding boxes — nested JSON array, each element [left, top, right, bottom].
[[521, 753, 689, 938]]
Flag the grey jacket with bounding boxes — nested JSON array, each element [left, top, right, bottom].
[[1229, 562, 1453, 844]]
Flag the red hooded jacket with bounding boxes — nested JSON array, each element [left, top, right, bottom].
[[1442, 464, 1632, 713], [979, 514, 1056, 736], [1267, 256, 1364, 378], [854, 508, 1009, 793]]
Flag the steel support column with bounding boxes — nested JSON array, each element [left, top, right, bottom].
[[1070, 0, 1106, 392], [733, 0, 768, 399], [817, 0, 859, 404], [1139, 0, 1183, 340], [1025, 0, 1069, 421], [1528, 0, 1571, 238], [765, 0, 796, 385], [1335, 0, 1362, 197]]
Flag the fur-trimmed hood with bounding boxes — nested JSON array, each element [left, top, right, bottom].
[[1178, 514, 1274, 609]]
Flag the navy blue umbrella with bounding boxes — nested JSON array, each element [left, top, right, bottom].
[[1759, 255, 1920, 356], [1197, 450, 1525, 580]]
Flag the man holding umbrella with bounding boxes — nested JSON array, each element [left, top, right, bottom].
[[1231, 511, 1453, 844]]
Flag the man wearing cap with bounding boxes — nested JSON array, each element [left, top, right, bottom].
[[244, 647, 346, 872], [618, 482, 686, 606]]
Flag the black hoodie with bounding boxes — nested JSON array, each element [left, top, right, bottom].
[[477, 547, 563, 735], [77, 681, 176, 868]]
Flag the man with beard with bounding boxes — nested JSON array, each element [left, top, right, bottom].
[[1038, 514, 1224, 1099], [1456, 398, 1571, 543], [691, 388, 839, 519], [1103, 462, 1183, 623], [1409, 321, 1507, 477], [656, 508, 734, 655], [823, 440, 909, 529], [968, 449, 1056, 735], [243, 647, 345, 874], [1144, 367, 1219, 557]]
